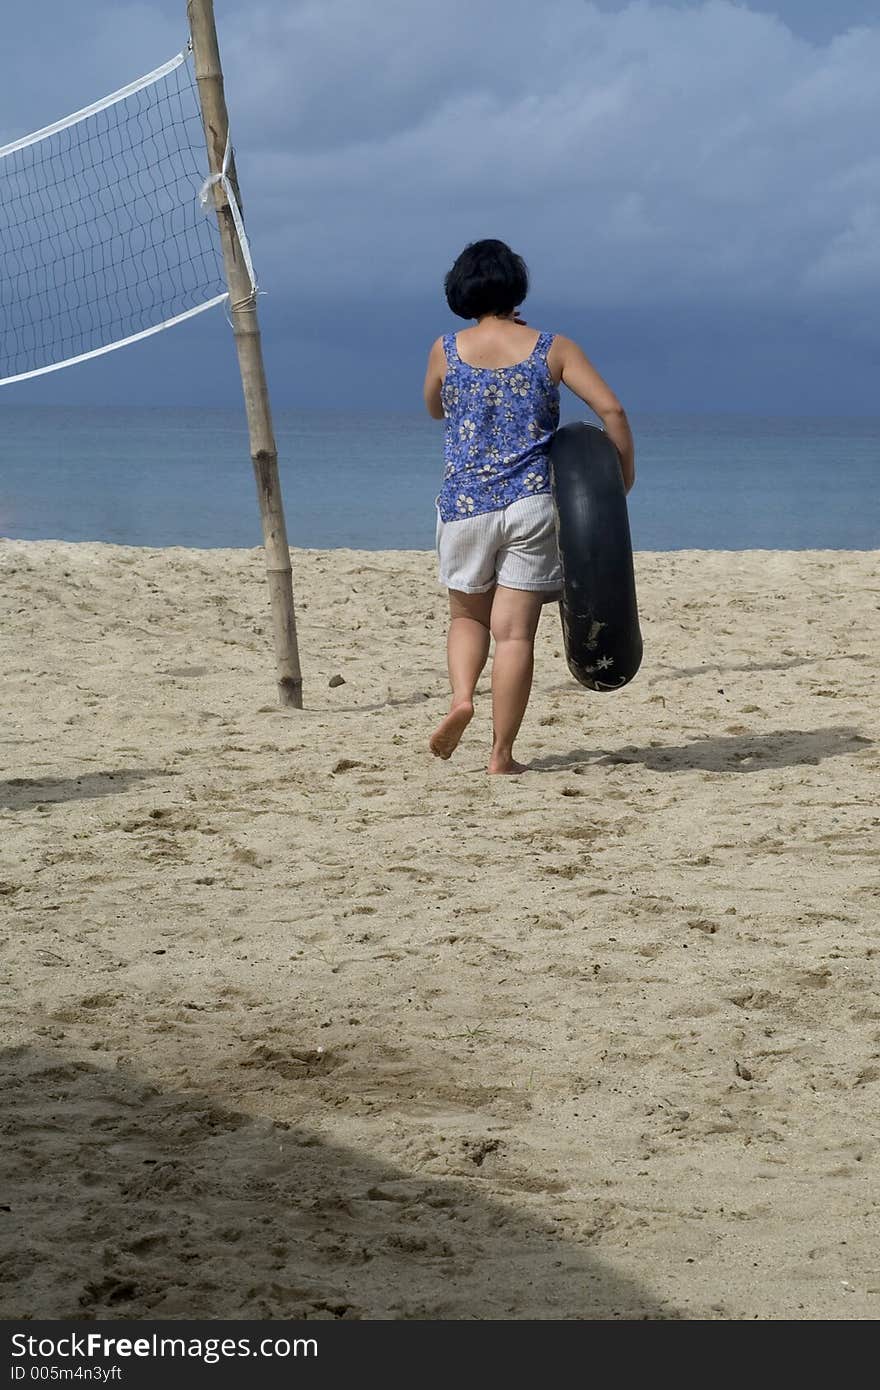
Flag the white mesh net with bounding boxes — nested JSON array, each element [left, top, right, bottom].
[[0, 48, 241, 386]]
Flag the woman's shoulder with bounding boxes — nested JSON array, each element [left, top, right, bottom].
[[546, 331, 571, 361], [431, 332, 456, 354], [543, 332, 569, 386], [427, 334, 450, 361]]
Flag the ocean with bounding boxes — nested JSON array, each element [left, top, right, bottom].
[[0, 405, 877, 551]]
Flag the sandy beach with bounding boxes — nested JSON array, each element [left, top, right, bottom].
[[1, 537, 878, 1320]]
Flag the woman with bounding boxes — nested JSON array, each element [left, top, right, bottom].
[[423, 239, 635, 773]]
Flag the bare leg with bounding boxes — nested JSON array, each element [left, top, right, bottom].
[[488, 585, 544, 774], [429, 588, 493, 759]]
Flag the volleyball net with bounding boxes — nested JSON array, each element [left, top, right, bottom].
[[0, 46, 248, 386]]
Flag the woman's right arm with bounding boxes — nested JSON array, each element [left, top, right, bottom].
[[554, 336, 635, 493], [423, 338, 446, 420]]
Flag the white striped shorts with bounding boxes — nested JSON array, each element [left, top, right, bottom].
[[436, 493, 562, 595]]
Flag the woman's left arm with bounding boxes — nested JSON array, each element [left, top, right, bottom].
[[423, 338, 446, 419]]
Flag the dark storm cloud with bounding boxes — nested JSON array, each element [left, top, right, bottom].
[[1, 2, 877, 407], [215, 1, 879, 322]]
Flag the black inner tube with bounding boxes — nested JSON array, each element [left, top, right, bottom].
[[549, 422, 642, 691]]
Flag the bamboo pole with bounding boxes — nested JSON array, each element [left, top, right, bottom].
[[187, 0, 303, 709]]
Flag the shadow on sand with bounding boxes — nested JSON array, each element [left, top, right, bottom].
[[653, 653, 871, 680], [0, 1045, 680, 1321], [529, 726, 872, 775], [1, 769, 175, 812]]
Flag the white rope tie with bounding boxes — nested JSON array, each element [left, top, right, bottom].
[[199, 131, 258, 294]]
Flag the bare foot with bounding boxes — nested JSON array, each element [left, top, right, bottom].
[[429, 699, 474, 759], [487, 755, 529, 775]]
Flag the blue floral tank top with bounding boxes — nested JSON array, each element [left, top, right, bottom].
[[436, 330, 560, 522]]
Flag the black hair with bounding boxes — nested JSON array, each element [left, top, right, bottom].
[[444, 239, 529, 320]]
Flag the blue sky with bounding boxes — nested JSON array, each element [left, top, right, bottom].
[[1, 1, 878, 413]]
